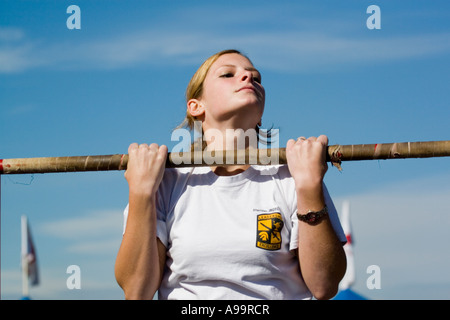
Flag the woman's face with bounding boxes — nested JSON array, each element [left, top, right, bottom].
[[194, 53, 265, 131]]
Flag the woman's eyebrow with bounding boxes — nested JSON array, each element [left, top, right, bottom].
[[218, 64, 260, 73]]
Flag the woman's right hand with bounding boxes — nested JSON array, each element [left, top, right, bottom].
[[124, 143, 168, 196]]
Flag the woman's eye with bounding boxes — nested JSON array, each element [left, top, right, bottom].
[[220, 73, 234, 78]]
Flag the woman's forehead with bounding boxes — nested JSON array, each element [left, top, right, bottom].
[[212, 53, 256, 71]]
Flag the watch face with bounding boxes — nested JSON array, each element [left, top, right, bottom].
[[305, 212, 317, 223], [298, 206, 328, 225]]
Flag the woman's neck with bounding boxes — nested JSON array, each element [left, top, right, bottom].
[[201, 123, 258, 176], [210, 164, 250, 176], [203, 126, 258, 151]]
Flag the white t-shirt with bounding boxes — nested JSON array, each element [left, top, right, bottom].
[[123, 165, 346, 300]]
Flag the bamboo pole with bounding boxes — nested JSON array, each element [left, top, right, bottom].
[[0, 140, 449, 175]]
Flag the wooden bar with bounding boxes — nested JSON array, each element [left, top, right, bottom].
[[1, 140, 449, 174]]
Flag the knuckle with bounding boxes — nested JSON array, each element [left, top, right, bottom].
[[128, 143, 138, 151], [149, 143, 159, 151]]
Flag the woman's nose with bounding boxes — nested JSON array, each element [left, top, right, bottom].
[[240, 70, 254, 82]]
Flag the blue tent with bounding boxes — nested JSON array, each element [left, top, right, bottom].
[[333, 288, 367, 300]]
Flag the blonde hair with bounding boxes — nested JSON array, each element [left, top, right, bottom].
[[178, 49, 250, 131]]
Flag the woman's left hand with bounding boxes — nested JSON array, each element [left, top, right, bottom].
[[286, 135, 328, 190]]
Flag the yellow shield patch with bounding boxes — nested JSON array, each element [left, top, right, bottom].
[[256, 213, 284, 250]]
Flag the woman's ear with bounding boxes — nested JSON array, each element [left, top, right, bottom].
[[187, 99, 205, 118]]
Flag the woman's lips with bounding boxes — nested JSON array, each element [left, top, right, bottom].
[[237, 86, 256, 92]]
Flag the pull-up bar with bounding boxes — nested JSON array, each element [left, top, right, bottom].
[[1, 140, 449, 175]]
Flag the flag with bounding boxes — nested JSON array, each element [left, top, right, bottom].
[[339, 200, 355, 290], [21, 215, 39, 288], [333, 201, 368, 300]]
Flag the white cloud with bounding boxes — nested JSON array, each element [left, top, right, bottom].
[[66, 238, 121, 255], [0, 42, 37, 73], [39, 209, 122, 240], [2, 24, 450, 74], [243, 32, 450, 73], [37, 209, 123, 256], [0, 27, 25, 41]]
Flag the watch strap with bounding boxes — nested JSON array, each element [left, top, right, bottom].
[[297, 205, 328, 225]]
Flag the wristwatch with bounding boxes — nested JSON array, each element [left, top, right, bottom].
[[297, 206, 328, 225]]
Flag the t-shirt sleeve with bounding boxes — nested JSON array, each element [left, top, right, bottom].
[[289, 183, 347, 251]]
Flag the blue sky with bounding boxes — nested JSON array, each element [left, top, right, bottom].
[[1, 0, 449, 299]]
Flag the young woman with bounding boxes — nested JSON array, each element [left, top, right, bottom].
[[115, 49, 347, 300]]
